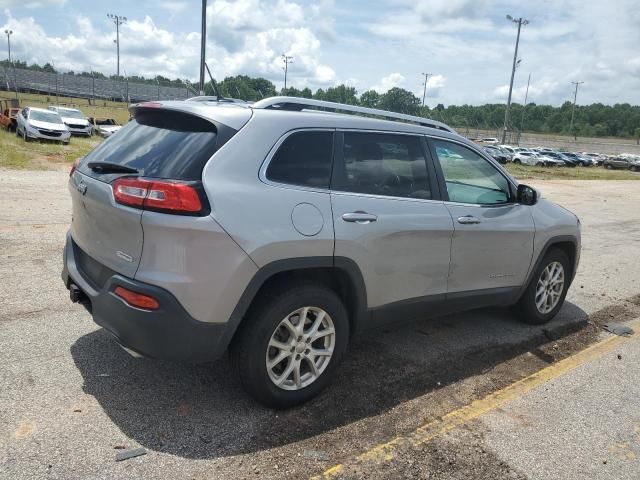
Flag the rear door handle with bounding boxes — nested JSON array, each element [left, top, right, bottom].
[[457, 215, 481, 225], [342, 212, 378, 224]]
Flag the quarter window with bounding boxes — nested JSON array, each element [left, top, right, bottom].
[[266, 131, 334, 189], [332, 132, 432, 200], [431, 139, 511, 205]]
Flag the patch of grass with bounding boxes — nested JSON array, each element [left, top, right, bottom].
[[505, 163, 640, 180], [0, 128, 101, 169]]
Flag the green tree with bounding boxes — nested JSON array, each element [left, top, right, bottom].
[[359, 90, 380, 108], [379, 87, 421, 115]]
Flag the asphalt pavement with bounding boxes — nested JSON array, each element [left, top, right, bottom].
[[1, 170, 639, 479]]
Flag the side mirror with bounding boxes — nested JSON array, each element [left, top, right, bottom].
[[517, 184, 537, 205]]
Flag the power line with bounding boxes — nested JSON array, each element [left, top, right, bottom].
[[282, 54, 294, 90], [107, 13, 127, 77], [519, 73, 531, 134], [501, 14, 529, 144], [569, 81, 584, 140], [421, 72, 432, 107]]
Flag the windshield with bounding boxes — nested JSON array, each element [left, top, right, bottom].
[[59, 109, 85, 119], [30, 111, 63, 124]]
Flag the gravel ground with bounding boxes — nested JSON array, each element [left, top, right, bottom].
[[0, 170, 639, 479]]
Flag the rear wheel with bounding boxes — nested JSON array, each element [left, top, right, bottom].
[[23, 128, 30, 142], [605, 163, 612, 170], [515, 248, 571, 325], [231, 284, 349, 408], [513, 159, 521, 164]]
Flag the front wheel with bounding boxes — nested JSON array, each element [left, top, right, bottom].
[[514, 248, 571, 325], [231, 284, 349, 408]]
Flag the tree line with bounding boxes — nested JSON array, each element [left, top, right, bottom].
[[2, 59, 638, 138]]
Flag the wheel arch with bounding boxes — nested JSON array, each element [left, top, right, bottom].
[[517, 235, 579, 302], [224, 257, 368, 351]]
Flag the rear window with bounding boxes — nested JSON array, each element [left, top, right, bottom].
[[79, 110, 220, 181]]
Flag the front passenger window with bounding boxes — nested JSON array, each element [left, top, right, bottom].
[[431, 139, 511, 205]]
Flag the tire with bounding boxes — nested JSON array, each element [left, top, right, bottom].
[[514, 247, 571, 325], [513, 159, 521, 164], [23, 128, 30, 142], [605, 164, 612, 170], [231, 284, 349, 408]]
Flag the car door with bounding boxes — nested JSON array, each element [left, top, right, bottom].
[[330, 131, 454, 318], [428, 137, 535, 300]]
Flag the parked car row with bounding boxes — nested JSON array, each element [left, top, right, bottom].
[[3, 104, 122, 144], [475, 141, 639, 171]]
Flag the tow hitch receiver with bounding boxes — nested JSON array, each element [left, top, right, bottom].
[[69, 283, 87, 303]]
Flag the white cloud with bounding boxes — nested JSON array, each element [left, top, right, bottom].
[[1, 0, 66, 8], [205, 0, 335, 88], [371, 72, 405, 93]]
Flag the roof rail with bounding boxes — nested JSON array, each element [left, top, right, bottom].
[[251, 96, 454, 133]]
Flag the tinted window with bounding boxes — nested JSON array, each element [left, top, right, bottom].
[[432, 139, 511, 205], [79, 109, 221, 181], [333, 132, 431, 199], [266, 131, 333, 188]]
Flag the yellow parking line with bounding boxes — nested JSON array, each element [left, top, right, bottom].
[[312, 320, 640, 479]]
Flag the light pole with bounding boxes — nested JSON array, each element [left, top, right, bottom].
[[421, 72, 432, 108], [4, 30, 12, 63], [282, 54, 294, 91], [107, 13, 127, 78], [199, 0, 206, 95], [501, 15, 529, 144], [569, 81, 584, 140]]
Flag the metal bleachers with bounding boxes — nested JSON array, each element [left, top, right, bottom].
[[0, 66, 191, 102]]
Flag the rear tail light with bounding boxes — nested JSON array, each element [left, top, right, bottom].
[[112, 177, 205, 215], [70, 158, 80, 177], [114, 286, 160, 310]]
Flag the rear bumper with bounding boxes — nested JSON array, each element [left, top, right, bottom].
[[62, 233, 230, 363]]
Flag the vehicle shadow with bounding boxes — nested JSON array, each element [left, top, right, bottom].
[[70, 301, 588, 459]]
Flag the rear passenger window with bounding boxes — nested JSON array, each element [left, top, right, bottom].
[[266, 131, 334, 189], [332, 132, 432, 200]]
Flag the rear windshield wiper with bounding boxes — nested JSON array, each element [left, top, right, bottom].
[[87, 161, 139, 174]]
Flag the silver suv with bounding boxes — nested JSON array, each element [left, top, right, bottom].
[[62, 97, 581, 408]]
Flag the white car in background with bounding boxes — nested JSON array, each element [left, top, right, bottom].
[[513, 150, 550, 166], [89, 117, 122, 137], [48, 106, 92, 137], [15, 107, 71, 144]]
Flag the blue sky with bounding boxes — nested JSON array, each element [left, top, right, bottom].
[[2, 0, 639, 106]]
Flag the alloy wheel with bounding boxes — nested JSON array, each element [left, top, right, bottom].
[[535, 261, 565, 314], [266, 306, 335, 391]]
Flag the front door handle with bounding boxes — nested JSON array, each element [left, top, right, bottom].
[[457, 215, 481, 225], [342, 212, 378, 224]]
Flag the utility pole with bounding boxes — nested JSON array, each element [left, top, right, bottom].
[[501, 15, 529, 144], [421, 72, 432, 107], [519, 73, 531, 134], [107, 13, 127, 78], [4, 30, 12, 63], [282, 54, 294, 91], [569, 81, 584, 140], [199, 0, 206, 95]]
